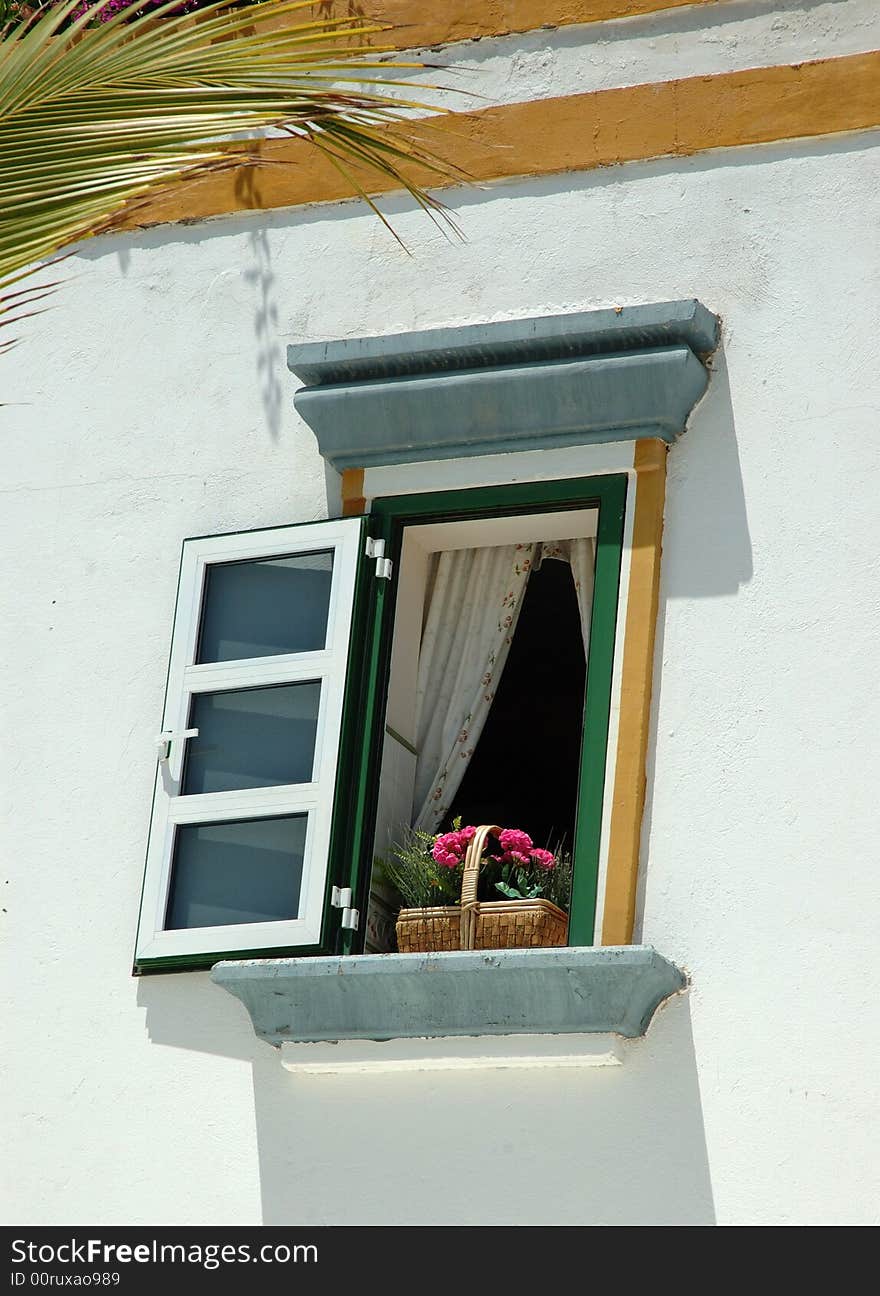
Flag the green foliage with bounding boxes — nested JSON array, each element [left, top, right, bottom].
[[375, 825, 462, 910], [494, 868, 545, 901], [540, 850, 572, 911], [492, 851, 572, 907]]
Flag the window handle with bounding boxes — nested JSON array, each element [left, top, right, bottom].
[[156, 728, 199, 763]]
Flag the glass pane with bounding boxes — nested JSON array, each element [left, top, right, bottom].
[[182, 682, 320, 795], [197, 550, 334, 663], [165, 815, 306, 930]]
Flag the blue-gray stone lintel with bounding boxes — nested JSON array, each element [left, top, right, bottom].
[[211, 945, 687, 1047], [286, 300, 719, 472], [287, 299, 720, 385]]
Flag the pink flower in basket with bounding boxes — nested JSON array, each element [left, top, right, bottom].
[[431, 825, 476, 868], [489, 827, 536, 867], [498, 828, 533, 854], [381, 822, 571, 954]]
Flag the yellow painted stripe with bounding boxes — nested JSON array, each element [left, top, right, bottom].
[[120, 52, 880, 230], [341, 468, 367, 516], [266, 1, 728, 52], [602, 437, 666, 945]]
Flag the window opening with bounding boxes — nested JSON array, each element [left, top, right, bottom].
[[447, 555, 586, 853], [365, 509, 598, 953]]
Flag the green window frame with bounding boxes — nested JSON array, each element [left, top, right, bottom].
[[335, 472, 627, 955]]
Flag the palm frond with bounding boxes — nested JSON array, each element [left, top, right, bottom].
[[0, 0, 465, 345]]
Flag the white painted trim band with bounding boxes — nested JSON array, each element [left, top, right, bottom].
[[279, 1032, 626, 1073]]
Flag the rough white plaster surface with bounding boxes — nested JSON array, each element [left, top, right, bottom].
[[3, 10, 880, 1228], [372, 0, 880, 111]]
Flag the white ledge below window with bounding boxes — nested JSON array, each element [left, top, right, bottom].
[[211, 946, 687, 1074]]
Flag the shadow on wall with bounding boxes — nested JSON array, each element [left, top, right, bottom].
[[633, 340, 753, 938], [663, 343, 753, 600], [138, 980, 716, 1225], [236, 166, 284, 442], [99, 162, 286, 442]]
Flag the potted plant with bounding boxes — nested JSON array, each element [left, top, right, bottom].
[[378, 821, 571, 953]]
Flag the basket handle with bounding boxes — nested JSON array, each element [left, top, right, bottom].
[[459, 824, 502, 950]]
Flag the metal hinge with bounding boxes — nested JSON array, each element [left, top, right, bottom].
[[331, 885, 359, 931], [364, 536, 393, 580]]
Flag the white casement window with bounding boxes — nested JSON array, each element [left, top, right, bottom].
[[135, 519, 365, 968]]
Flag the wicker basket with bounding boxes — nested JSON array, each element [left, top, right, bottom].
[[395, 824, 569, 954]]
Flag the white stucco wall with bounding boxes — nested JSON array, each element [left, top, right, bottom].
[[382, 0, 880, 110], [3, 7, 880, 1228]]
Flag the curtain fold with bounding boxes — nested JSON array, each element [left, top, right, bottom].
[[535, 537, 596, 654], [412, 543, 535, 832]]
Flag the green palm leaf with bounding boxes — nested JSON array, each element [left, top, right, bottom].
[[0, 0, 462, 343]]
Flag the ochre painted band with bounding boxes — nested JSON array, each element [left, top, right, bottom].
[[120, 52, 880, 231], [341, 468, 367, 516], [279, 1, 727, 52], [602, 437, 666, 945]]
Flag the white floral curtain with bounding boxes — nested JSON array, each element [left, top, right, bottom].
[[412, 543, 536, 832], [411, 536, 597, 834]]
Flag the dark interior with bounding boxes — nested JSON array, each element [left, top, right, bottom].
[[446, 557, 587, 854]]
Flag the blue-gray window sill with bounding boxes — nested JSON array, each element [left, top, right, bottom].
[[212, 946, 687, 1074]]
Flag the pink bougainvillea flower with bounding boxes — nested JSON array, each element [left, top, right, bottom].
[[531, 848, 556, 870]]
